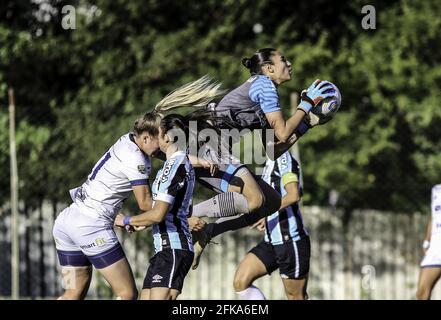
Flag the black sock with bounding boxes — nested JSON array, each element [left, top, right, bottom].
[[206, 207, 268, 238]]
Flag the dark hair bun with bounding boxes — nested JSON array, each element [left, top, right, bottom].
[[241, 57, 251, 69]]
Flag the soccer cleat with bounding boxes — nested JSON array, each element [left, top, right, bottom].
[[191, 225, 217, 270]]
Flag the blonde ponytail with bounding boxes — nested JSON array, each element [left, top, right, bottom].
[[154, 75, 225, 113]]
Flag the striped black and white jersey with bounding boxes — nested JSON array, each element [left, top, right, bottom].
[[151, 150, 195, 253], [72, 133, 151, 222], [261, 151, 308, 245]]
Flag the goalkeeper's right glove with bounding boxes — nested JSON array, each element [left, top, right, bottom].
[[298, 79, 336, 113]]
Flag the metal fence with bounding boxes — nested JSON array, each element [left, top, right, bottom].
[[1, 201, 439, 300]]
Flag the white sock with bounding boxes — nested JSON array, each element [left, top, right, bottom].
[[236, 285, 266, 300], [193, 192, 249, 218]]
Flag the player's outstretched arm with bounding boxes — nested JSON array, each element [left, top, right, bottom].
[[265, 109, 306, 143], [115, 201, 170, 228], [264, 79, 335, 144], [152, 151, 218, 176], [187, 155, 218, 176]]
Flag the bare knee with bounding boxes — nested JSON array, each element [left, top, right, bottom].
[[246, 191, 265, 212], [416, 287, 430, 300], [233, 273, 252, 292], [116, 287, 138, 300]]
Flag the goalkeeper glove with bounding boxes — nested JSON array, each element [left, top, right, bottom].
[[298, 79, 336, 113]]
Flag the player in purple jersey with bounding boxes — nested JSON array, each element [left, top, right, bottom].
[[53, 120, 156, 300], [53, 80, 219, 300], [416, 184, 441, 300]]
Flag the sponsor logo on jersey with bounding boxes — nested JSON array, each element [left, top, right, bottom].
[[137, 165, 146, 174], [152, 274, 163, 283], [279, 154, 288, 171], [161, 158, 176, 183], [80, 242, 96, 249], [95, 238, 107, 247], [435, 205, 441, 212]]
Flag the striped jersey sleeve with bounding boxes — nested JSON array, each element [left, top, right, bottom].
[[248, 75, 281, 114]]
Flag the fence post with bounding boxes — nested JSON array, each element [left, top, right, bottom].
[[8, 88, 19, 299]]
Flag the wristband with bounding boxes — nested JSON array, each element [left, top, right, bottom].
[[296, 121, 310, 136], [297, 100, 313, 113], [123, 216, 131, 226], [422, 240, 430, 249]]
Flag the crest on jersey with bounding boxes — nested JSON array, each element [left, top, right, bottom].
[[138, 165, 146, 174]]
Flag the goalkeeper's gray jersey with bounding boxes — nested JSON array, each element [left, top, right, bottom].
[[215, 75, 281, 132], [212, 74, 282, 153]]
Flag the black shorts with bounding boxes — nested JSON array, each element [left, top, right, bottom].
[[249, 237, 311, 279], [143, 249, 194, 292]]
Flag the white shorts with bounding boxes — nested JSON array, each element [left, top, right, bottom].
[[53, 202, 125, 269], [421, 246, 441, 268]]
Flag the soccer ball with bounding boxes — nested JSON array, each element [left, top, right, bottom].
[[310, 82, 342, 125]]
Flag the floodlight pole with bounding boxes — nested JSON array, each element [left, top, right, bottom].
[[9, 88, 19, 300]]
